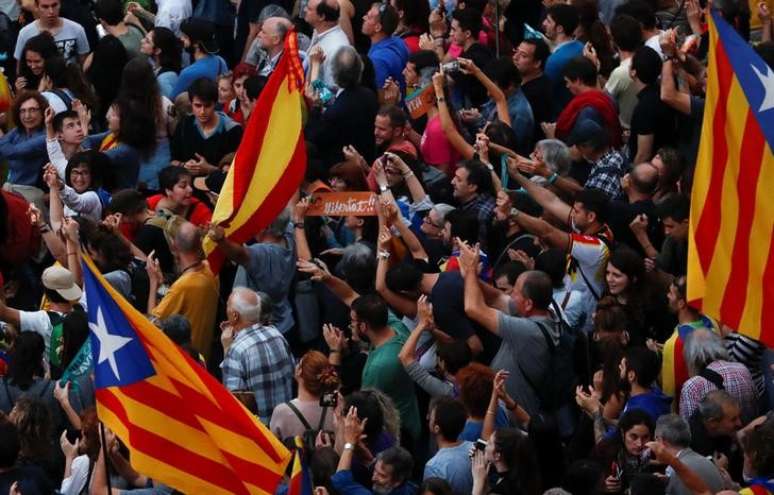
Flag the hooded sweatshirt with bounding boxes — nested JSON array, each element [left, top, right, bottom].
[[368, 35, 409, 91]]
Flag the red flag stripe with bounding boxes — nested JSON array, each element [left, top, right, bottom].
[[98, 389, 281, 493], [694, 38, 734, 273], [718, 111, 766, 329], [225, 134, 306, 246]]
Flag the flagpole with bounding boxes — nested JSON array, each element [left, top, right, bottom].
[[100, 422, 113, 494]]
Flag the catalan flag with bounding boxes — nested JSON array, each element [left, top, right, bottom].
[[286, 437, 313, 495], [203, 31, 307, 273], [687, 11, 774, 347], [81, 254, 291, 494]]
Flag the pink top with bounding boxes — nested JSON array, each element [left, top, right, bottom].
[[420, 114, 460, 175]]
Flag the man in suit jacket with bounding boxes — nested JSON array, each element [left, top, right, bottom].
[[305, 45, 378, 178]]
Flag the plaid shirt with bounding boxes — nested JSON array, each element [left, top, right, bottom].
[[679, 360, 758, 422], [460, 193, 496, 245], [585, 149, 628, 200], [221, 323, 295, 421]]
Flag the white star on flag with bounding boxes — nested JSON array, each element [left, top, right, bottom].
[[89, 307, 132, 380], [751, 63, 774, 113]]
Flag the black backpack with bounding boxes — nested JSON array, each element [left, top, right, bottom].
[[519, 308, 590, 412], [284, 401, 329, 454]]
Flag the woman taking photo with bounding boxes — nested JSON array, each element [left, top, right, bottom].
[[471, 428, 542, 495], [45, 150, 111, 221], [139, 26, 183, 100], [590, 409, 654, 494]]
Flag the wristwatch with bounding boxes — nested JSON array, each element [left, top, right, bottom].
[[379, 185, 389, 193], [343, 442, 354, 451]]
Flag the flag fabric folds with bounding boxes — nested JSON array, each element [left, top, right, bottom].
[[81, 255, 291, 494], [203, 31, 307, 273], [286, 437, 313, 495], [687, 11, 774, 347]]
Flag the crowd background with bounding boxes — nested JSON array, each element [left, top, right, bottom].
[[0, 0, 773, 493]]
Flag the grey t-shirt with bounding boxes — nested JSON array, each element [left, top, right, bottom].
[[490, 311, 560, 416], [15, 19, 90, 64]]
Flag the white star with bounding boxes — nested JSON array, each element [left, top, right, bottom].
[[751, 63, 774, 113], [89, 308, 132, 380]]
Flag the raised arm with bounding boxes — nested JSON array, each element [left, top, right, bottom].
[[44, 164, 65, 234], [459, 58, 511, 126], [297, 259, 359, 307], [458, 240, 500, 334], [375, 225, 419, 318], [397, 295, 433, 367], [386, 152, 428, 205], [207, 224, 250, 266], [507, 160, 573, 223], [432, 72, 476, 160], [291, 197, 313, 261]]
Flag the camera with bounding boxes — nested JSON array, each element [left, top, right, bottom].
[[320, 392, 338, 408], [475, 439, 487, 451], [440, 61, 460, 73]]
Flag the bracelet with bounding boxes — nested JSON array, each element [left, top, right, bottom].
[[547, 172, 559, 184], [377, 249, 391, 260], [39, 224, 51, 233], [379, 185, 388, 193], [293, 222, 305, 229], [510, 208, 520, 218], [486, 409, 497, 415], [402, 171, 414, 178], [436, 96, 446, 103]]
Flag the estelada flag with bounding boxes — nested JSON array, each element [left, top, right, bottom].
[[203, 31, 307, 273], [687, 11, 774, 346], [286, 437, 313, 495], [81, 254, 291, 494]]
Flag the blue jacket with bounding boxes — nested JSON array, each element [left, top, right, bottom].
[[0, 128, 47, 186], [368, 36, 409, 90]]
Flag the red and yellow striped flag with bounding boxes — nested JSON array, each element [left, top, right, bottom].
[[687, 11, 774, 346], [203, 31, 307, 273], [81, 254, 291, 494]]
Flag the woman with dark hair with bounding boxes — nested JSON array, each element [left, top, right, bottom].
[[420, 478, 454, 495], [8, 397, 60, 486], [118, 57, 172, 191], [59, 408, 101, 494], [40, 55, 98, 115], [391, 0, 430, 53], [591, 409, 654, 494], [140, 27, 183, 99], [651, 147, 685, 202], [329, 161, 370, 192], [471, 428, 542, 495], [85, 35, 129, 127], [14, 33, 59, 92], [0, 91, 50, 204], [604, 247, 673, 344]]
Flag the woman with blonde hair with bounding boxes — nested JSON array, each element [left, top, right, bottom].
[[270, 350, 340, 441]]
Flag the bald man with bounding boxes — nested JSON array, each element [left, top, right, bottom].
[[606, 161, 664, 258], [245, 16, 294, 76], [148, 222, 220, 361], [305, 0, 350, 88]]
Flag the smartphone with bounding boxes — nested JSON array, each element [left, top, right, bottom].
[[320, 392, 338, 408], [441, 61, 460, 73], [475, 439, 487, 451]]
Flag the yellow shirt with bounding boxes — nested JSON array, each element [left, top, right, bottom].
[[152, 262, 219, 361]]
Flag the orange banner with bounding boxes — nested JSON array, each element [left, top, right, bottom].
[[405, 85, 435, 120], [306, 192, 377, 216]]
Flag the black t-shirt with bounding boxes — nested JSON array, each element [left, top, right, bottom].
[[0, 465, 54, 495], [135, 223, 174, 275], [455, 43, 494, 108], [606, 199, 663, 256], [629, 85, 677, 163], [521, 74, 553, 139]]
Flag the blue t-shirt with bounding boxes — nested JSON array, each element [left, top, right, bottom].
[[424, 441, 475, 495], [171, 55, 228, 98], [460, 407, 511, 441], [545, 40, 583, 112], [368, 36, 409, 90]]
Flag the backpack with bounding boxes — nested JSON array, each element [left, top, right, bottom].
[[518, 307, 590, 412], [121, 259, 150, 312], [284, 401, 329, 453]]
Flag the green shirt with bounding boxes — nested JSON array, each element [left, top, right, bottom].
[[362, 331, 421, 442]]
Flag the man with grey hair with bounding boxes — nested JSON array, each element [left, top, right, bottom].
[[245, 14, 303, 76], [306, 45, 378, 169], [688, 390, 744, 479], [653, 414, 724, 495], [208, 208, 297, 335], [680, 328, 757, 422], [149, 221, 219, 361], [220, 287, 294, 422]]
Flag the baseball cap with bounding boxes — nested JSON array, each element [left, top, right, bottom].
[[42, 266, 83, 301], [180, 18, 219, 55], [193, 170, 227, 195], [565, 119, 608, 148]]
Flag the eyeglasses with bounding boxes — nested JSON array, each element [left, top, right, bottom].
[[423, 215, 444, 229]]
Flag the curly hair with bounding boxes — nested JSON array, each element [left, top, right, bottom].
[[10, 397, 52, 460], [10, 90, 49, 130], [298, 350, 340, 397]]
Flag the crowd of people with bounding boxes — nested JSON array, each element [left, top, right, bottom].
[[0, 0, 773, 493]]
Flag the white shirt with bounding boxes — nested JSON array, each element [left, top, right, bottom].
[[645, 33, 666, 60], [155, 0, 192, 35], [308, 25, 350, 88], [60, 455, 90, 495]]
